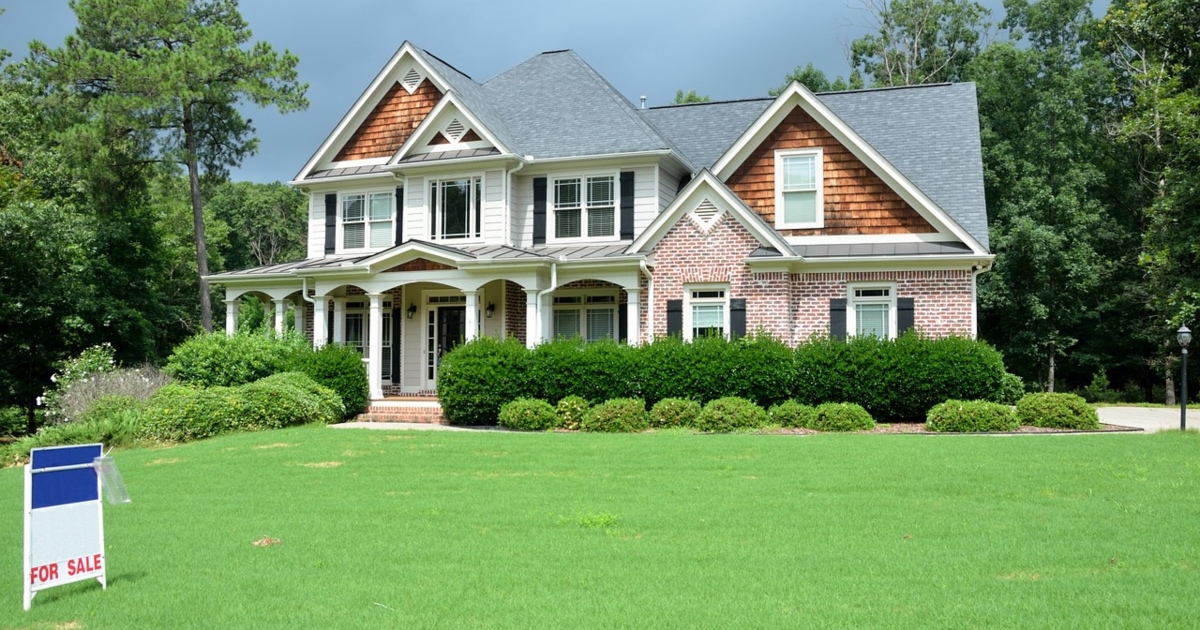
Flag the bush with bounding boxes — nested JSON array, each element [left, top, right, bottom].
[[649, 398, 701, 429], [138, 384, 242, 442], [498, 398, 559, 431], [528, 339, 638, 404], [811, 402, 875, 432], [166, 331, 308, 388], [693, 397, 769, 432], [769, 400, 817, 428], [292, 343, 368, 418], [240, 372, 344, 428], [49, 365, 172, 424], [437, 337, 532, 425], [995, 372, 1025, 405], [1, 408, 145, 466], [926, 400, 1019, 432], [1016, 393, 1100, 430], [42, 344, 118, 423], [581, 398, 647, 433], [555, 395, 589, 430]]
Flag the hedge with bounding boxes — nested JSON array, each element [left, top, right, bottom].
[[811, 402, 875, 432], [1016, 393, 1100, 430], [437, 337, 532, 425], [693, 397, 768, 432], [581, 398, 647, 433], [926, 400, 1019, 432], [165, 331, 309, 387], [498, 398, 559, 431]]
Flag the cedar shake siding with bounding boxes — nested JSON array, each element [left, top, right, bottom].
[[726, 107, 936, 237], [333, 79, 444, 162]]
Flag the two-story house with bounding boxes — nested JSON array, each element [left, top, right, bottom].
[[209, 42, 992, 408]]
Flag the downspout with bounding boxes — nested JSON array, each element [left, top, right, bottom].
[[534, 260, 559, 341], [300, 277, 319, 347], [505, 157, 529, 248], [639, 259, 653, 342], [970, 263, 987, 339]]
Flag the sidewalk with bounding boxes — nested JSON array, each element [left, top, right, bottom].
[[1097, 406, 1198, 433]]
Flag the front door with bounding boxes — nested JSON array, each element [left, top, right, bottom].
[[427, 305, 466, 386]]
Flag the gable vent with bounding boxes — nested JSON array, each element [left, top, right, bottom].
[[689, 198, 723, 232], [444, 118, 466, 142], [402, 68, 423, 93]]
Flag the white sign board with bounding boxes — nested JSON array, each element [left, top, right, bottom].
[[23, 443, 106, 611]]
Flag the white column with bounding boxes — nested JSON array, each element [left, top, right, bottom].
[[224, 299, 239, 336], [524, 289, 540, 349], [292, 297, 306, 341], [312, 297, 328, 349], [625, 288, 641, 346], [368, 293, 384, 400], [273, 299, 287, 336], [464, 290, 479, 342], [333, 298, 346, 343]]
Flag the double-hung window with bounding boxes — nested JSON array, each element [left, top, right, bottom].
[[553, 175, 615, 239], [848, 285, 896, 339], [685, 286, 728, 340], [343, 192, 393, 250], [774, 149, 823, 228], [552, 294, 617, 342], [430, 176, 482, 240]]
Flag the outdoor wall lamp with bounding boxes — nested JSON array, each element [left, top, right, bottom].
[[1178, 325, 1191, 430], [406, 303, 417, 319], [485, 303, 495, 318]]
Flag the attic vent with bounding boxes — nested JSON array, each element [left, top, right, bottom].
[[689, 198, 723, 232], [402, 68, 423, 93], [444, 118, 466, 142]]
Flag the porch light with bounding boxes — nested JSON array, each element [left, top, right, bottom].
[[406, 303, 417, 319], [485, 303, 495, 318], [1179, 325, 1191, 431]]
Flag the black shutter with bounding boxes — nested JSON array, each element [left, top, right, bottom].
[[830, 298, 847, 341], [394, 187, 404, 246], [533, 177, 547, 245], [666, 299, 683, 337], [897, 297, 915, 336], [390, 307, 402, 383], [618, 303, 628, 342], [730, 298, 747, 340], [324, 193, 337, 254], [326, 302, 334, 343], [619, 171, 635, 240]]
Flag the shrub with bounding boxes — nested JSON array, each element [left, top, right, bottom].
[[528, 338, 638, 404], [769, 400, 817, 428], [166, 331, 308, 388], [292, 343, 367, 418], [498, 398, 559, 431], [995, 372, 1025, 405], [42, 344, 118, 423], [1, 407, 145, 466], [437, 337, 532, 425], [811, 402, 875, 432], [138, 384, 243, 442], [1016, 393, 1100, 430], [649, 398, 701, 429], [49, 365, 172, 424], [555, 395, 589, 430], [240, 372, 344, 428], [581, 398, 647, 433], [694, 397, 769, 432], [926, 400, 1019, 432]]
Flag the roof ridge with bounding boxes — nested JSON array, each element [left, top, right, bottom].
[[418, 47, 474, 81], [647, 96, 774, 110]]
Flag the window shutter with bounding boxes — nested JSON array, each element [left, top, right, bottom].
[[730, 298, 747, 339], [830, 298, 847, 341], [326, 302, 334, 342], [390, 307, 402, 383], [618, 303, 628, 342], [324, 193, 337, 254], [394, 187, 404, 246], [620, 171, 635, 240], [897, 297, 915, 336], [533, 177, 547, 245], [666, 299, 683, 337]]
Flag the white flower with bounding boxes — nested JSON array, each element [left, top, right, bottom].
[[50, 374, 57, 383]]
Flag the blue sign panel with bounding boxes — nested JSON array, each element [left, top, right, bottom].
[[29, 444, 102, 509]]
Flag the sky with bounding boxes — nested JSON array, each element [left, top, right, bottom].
[[0, 0, 1107, 183]]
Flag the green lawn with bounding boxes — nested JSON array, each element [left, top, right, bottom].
[[3, 427, 1199, 628]]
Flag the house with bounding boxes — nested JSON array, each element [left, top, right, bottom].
[[208, 42, 992, 414]]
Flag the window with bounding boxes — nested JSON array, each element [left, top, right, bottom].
[[775, 149, 823, 228], [685, 286, 728, 340], [552, 294, 617, 342], [553, 175, 615, 239], [848, 285, 896, 339], [343, 192, 393, 249], [430, 176, 482, 240]]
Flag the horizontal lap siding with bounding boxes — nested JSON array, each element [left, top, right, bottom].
[[334, 80, 443, 162], [404, 176, 426, 240], [511, 175, 533, 248], [632, 165, 657, 238], [658, 168, 680, 213], [726, 107, 935, 236], [484, 170, 505, 243], [307, 193, 325, 258]]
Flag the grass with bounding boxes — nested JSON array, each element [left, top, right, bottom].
[[3, 427, 1200, 628]]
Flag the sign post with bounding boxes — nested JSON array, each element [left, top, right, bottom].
[[23, 443, 107, 611]]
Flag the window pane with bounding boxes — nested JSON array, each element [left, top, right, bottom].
[[588, 176, 614, 205], [856, 303, 889, 338], [588, 206, 614, 237], [783, 155, 816, 190], [556, 208, 581, 238], [441, 179, 469, 238], [783, 190, 817, 224], [342, 195, 364, 221], [345, 313, 364, 351], [586, 308, 614, 342], [369, 221, 392, 248], [343, 223, 365, 249], [554, 179, 580, 209], [369, 193, 391, 220], [553, 309, 580, 339]]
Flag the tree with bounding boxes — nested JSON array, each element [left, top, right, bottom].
[[850, 0, 992, 86], [30, 0, 308, 332], [769, 63, 863, 96], [207, 180, 307, 270], [672, 89, 710, 104]]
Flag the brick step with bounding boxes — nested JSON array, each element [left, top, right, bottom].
[[356, 401, 446, 424]]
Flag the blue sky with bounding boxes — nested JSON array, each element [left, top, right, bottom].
[[0, 0, 1104, 183]]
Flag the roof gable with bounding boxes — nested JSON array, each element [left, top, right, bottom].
[[332, 78, 442, 162], [387, 93, 511, 165]]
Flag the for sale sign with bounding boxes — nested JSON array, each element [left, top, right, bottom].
[[23, 443, 107, 611]]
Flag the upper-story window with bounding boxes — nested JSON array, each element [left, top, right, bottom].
[[343, 192, 393, 249], [774, 148, 823, 229], [430, 176, 482, 240], [553, 174, 615, 240]]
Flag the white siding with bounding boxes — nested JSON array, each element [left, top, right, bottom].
[[404, 176, 427, 241], [307, 192, 326, 259], [658, 167, 681, 214], [631, 165, 657, 238], [483, 169, 505, 244], [511, 174, 534, 249]]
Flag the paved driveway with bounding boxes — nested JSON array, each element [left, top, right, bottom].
[[1098, 407, 1198, 433]]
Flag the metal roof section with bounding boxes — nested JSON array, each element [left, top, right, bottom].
[[305, 164, 390, 180], [397, 147, 500, 164], [793, 241, 974, 258]]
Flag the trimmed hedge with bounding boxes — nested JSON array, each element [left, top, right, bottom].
[[498, 398, 559, 431], [694, 397, 769, 432], [769, 400, 817, 428], [291, 343, 367, 418], [528, 339, 638, 404], [555, 395, 589, 431], [581, 398, 647, 433], [926, 400, 1019, 432], [649, 398, 701, 429], [812, 402, 875, 432], [437, 337, 532, 425], [1016, 393, 1100, 430]]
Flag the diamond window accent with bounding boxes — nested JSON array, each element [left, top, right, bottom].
[[402, 68, 423, 93], [689, 198, 722, 231], [444, 118, 466, 142]]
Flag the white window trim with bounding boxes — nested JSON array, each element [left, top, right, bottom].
[[683, 284, 730, 341], [338, 189, 395, 253], [774, 148, 824, 229], [548, 170, 621, 244], [427, 173, 485, 242], [846, 282, 897, 340], [551, 290, 619, 342]]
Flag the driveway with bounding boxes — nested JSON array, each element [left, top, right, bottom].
[[1098, 407, 1198, 433]]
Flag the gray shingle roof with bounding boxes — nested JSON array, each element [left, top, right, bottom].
[[415, 48, 522, 154], [641, 99, 771, 171]]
